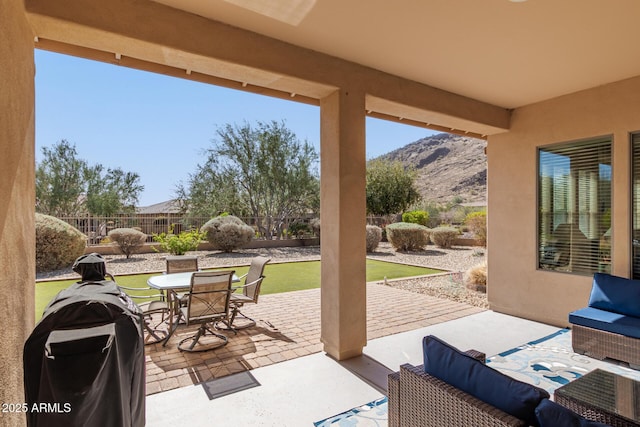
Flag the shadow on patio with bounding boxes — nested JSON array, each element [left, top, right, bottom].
[[144, 282, 485, 395]]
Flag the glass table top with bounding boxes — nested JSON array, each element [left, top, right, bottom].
[[554, 369, 640, 422]]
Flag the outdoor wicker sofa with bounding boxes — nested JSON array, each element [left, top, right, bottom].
[[387, 336, 549, 427], [569, 273, 640, 369], [387, 335, 610, 427], [388, 361, 529, 427]]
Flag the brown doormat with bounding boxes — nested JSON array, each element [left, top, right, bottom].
[[201, 371, 261, 400]]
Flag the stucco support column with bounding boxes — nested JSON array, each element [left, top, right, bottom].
[[1, 1, 36, 426], [319, 89, 367, 360]]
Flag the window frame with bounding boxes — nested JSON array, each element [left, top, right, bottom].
[[536, 136, 612, 275]]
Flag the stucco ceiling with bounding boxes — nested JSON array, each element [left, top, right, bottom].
[[151, 0, 640, 109]]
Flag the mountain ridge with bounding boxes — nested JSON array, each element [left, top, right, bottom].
[[380, 133, 487, 203]]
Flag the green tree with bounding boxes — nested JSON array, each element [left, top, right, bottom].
[[366, 158, 421, 217], [36, 140, 144, 216], [85, 165, 143, 215], [35, 140, 87, 216], [177, 121, 319, 239]]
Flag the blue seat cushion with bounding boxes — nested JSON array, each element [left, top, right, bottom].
[[535, 398, 611, 427], [423, 335, 549, 427], [569, 307, 640, 339], [589, 273, 640, 318]]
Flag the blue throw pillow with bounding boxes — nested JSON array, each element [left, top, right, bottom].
[[588, 273, 640, 317], [535, 398, 611, 427], [423, 335, 549, 427]]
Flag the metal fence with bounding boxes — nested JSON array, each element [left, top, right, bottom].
[[56, 214, 320, 246]]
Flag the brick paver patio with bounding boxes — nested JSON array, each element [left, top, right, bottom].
[[144, 282, 485, 395]]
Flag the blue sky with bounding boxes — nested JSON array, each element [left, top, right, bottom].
[[35, 50, 436, 206]]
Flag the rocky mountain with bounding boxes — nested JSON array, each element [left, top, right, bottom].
[[381, 133, 487, 203]]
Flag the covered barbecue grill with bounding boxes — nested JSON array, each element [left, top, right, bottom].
[[23, 254, 145, 427]]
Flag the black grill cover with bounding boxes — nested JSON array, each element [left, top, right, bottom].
[[24, 280, 145, 427]]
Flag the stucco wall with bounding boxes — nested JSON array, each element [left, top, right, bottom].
[[487, 75, 640, 327], [0, 1, 35, 426], [320, 89, 367, 359]]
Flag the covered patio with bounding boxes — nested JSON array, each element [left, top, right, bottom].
[[145, 310, 561, 426], [4, 1, 640, 426], [144, 282, 484, 395]]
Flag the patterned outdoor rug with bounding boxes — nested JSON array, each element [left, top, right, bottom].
[[314, 329, 640, 425], [313, 396, 387, 426], [487, 328, 640, 395]]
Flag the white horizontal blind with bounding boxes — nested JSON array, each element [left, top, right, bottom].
[[538, 138, 611, 274], [632, 134, 640, 279]]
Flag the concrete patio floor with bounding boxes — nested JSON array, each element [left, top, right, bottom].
[[146, 310, 561, 426], [144, 281, 485, 394]]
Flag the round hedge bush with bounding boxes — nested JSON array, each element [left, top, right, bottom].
[[386, 222, 429, 251], [200, 215, 254, 252], [366, 225, 382, 252], [36, 213, 86, 272], [108, 227, 147, 259], [431, 226, 460, 249]]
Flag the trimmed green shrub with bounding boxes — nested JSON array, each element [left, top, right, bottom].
[[431, 226, 459, 249], [288, 221, 311, 238], [200, 215, 254, 252], [153, 228, 204, 255], [36, 213, 86, 272], [465, 211, 487, 246], [366, 225, 382, 252], [402, 210, 430, 226], [386, 222, 429, 251], [108, 228, 147, 259]]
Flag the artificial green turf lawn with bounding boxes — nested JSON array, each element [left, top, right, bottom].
[[35, 260, 442, 321]]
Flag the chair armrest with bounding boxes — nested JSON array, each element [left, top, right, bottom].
[[465, 349, 486, 363], [231, 276, 263, 291], [118, 285, 165, 301], [388, 371, 401, 427]]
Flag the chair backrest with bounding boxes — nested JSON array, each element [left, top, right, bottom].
[[185, 271, 234, 324], [243, 256, 270, 302], [166, 255, 199, 274]]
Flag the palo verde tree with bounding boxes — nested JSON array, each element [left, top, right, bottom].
[[36, 140, 144, 216], [366, 158, 421, 219], [177, 121, 319, 239]]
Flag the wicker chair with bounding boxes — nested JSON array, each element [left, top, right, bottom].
[[572, 324, 640, 369], [387, 350, 529, 427]]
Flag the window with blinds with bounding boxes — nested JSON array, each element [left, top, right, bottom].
[[632, 134, 640, 279], [538, 138, 611, 275]]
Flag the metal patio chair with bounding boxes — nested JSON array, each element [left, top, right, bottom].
[[165, 255, 199, 274], [227, 256, 270, 329], [165, 255, 200, 307], [174, 270, 235, 352], [116, 280, 171, 345]]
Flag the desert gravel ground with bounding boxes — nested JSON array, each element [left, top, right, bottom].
[[37, 242, 488, 308]]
